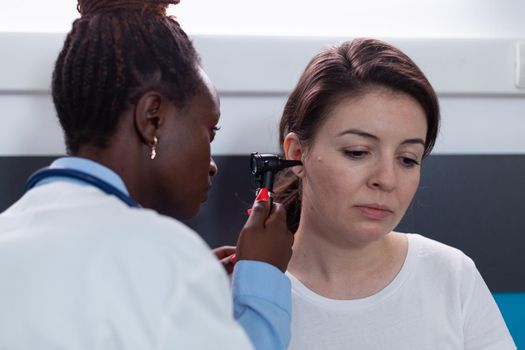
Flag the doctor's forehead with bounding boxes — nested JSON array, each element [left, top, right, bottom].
[[198, 68, 220, 111]]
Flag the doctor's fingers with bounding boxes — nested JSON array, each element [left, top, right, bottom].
[[263, 202, 287, 227], [264, 203, 294, 244], [243, 200, 272, 229], [212, 245, 236, 260]]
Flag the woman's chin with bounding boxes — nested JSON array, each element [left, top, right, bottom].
[[343, 224, 394, 245]]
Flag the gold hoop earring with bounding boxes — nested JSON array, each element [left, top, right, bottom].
[[150, 136, 158, 160]]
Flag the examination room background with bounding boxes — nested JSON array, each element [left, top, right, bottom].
[[1, 0, 524, 345]]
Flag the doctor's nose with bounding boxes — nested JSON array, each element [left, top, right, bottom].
[[209, 157, 218, 177]]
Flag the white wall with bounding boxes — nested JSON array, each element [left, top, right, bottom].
[[1, 1, 523, 155], [2, 0, 525, 39], [0, 33, 524, 156]]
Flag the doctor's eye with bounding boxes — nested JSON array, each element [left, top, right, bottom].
[[210, 126, 221, 142]]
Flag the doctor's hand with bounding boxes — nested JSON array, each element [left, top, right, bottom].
[[235, 200, 294, 273], [212, 245, 236, 275]]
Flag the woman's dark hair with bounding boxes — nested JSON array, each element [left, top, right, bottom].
[[52, 0, 202, 153], [274, 38, 440, 232]]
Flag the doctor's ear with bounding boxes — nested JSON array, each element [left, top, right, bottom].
[[134, 92, 168, 144], [283, 132, 306, 178]]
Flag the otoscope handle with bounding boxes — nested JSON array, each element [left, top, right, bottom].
[[231, 187, 272, 265], [246, 187, 270, 215]]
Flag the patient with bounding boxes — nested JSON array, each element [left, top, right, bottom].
[[274, 38, 515, 350]]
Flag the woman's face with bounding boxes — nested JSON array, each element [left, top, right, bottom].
[[297, 89, 427, 245]]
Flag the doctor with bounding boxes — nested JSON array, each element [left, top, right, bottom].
[[0, 0, 293, 349]]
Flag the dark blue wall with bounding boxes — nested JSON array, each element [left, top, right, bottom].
[[1, 155, 524, 291], [1, 154, 523, 346]]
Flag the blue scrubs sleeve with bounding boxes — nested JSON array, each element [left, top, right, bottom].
[[232, 260, 292, 350]]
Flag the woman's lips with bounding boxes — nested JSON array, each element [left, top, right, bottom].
[[355, 205, 393, 220]]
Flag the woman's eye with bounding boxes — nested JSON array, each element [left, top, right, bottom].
[[400, 157, 420, 168], [344, 150, 369, 159]]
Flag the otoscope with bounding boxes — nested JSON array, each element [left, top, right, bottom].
[[249, 152, 302, 206], [230, 152, 302, 265]]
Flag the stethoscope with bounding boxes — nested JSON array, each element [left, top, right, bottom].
[[25, 168, 141, 208]]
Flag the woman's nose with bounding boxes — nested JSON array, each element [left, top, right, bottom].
[[368, 158, 396, 192]]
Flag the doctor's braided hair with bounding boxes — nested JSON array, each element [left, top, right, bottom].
[[52, 0, 202, 154], [274, 38, 440, 232]]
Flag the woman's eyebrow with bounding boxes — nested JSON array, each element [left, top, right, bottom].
[[336, 128, 379, 141], [401, 138, 425, 147], [337, 128, 425, 146]]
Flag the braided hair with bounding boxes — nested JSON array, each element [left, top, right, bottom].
[[52, 0, 202, 153]]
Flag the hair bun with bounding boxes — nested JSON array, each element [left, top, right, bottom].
[[77, 0, 180, 16]]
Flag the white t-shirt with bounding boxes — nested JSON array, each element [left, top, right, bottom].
[[287, 233, 515, 350]]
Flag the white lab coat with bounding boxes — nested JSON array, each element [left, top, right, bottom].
[[0, 182, 253, 349]]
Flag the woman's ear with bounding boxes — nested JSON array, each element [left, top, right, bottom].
[[283, 132, 306, 178]]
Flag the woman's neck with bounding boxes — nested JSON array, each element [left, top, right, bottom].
[[288, 223, 408, 300]]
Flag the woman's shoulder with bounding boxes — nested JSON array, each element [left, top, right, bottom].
[[406, 233, 471, 259], [404, 233, 477, 276], [399, 233, 485, 307]]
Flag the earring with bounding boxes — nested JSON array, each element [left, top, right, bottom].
[[150, 136, 158, 160]]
